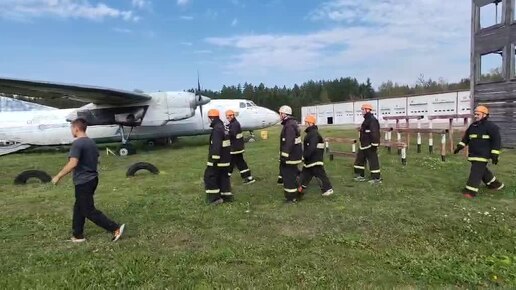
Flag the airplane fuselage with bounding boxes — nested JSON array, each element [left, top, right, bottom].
[[0, 98, 280, 147]]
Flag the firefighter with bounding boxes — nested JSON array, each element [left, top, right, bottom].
[[454, 105, 504, 198], [225, 110, 256, 184], [354, 103, 382, 184], [204, 109, 233, 204], [299, 115, 334, 196], [278, 105, 303, 202]]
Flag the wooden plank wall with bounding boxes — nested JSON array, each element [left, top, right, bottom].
[[472, 0, 516, 148]]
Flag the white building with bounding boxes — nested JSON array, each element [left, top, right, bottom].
[[301, 90, 472, 127]]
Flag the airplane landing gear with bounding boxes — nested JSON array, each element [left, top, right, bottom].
[[117, 125, 136, 156]]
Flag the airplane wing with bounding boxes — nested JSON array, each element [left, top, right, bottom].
[[0, 77, 152, 105]]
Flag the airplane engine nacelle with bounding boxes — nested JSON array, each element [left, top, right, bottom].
[[165, 92, 197, 121]]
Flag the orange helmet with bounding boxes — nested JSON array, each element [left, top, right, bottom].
[[475, 105, 489, 115], [361, 103, 373, 110], [208, 109, 220, 117], [305, 115, 316, 124], [225, 109, 235, 117]]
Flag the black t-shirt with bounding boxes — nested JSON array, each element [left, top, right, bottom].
[[68, 137, 99, 185]]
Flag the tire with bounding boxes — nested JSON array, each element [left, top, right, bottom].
[[126, 162, 160, 177], [119, 148, 129, 156], [14, 170, 52, 185]]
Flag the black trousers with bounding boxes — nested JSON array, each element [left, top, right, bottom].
[[354, 147, 381, 179], [280, 163, 300, 201], [204, 166, 232, 202], [278, 163, 301, 183], [300, 165, 333, 193], [73, 177, 119, 238], [229, 153, 252, 179], [464, 161, 498, 195]]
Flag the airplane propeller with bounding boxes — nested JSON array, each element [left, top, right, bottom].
[[196, 71, 203, 118]]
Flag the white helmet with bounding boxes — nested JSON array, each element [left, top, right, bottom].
[[279, 105, 292, 115]]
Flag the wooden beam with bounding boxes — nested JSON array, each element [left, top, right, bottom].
[[474, 0, 499, 7]]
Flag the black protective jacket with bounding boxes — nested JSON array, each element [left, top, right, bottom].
[[303, 125, 325, 167], [207, 118, 231, 167], [459, 117, 501, 162], [280, 117, 303, 165], [359, 112, 380, 150], [227, 118, 245, 154]]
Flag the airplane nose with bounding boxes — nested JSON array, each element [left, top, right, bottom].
[[264, 109, 281, 126], [197, 95, 211, 106]]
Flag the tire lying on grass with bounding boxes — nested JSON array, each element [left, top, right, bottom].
[[14, 170, 52, 185], [126, 162, 160, 177]]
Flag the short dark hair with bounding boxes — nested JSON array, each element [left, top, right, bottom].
[[71, 118, 87, 132]]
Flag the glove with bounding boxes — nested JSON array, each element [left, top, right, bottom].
[[453, 144, 464, 154], [280, 156, 287, 164], [491, 154, 499, 165]]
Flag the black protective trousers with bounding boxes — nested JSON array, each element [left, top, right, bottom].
[[73, 177, 119, 238], [204, 166, 232, 202], [229, 153, 252, 179], [280, 163, 300, 201], [464, 161, 498, 195], [300, 165, 332, 193], [353, 147, 381, 179]]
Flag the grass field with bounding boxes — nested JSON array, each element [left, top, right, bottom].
[[1, 127, 515, 288]]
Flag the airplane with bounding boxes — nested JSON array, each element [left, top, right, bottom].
[[0, 77, 280, 156]]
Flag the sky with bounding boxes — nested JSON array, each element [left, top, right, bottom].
[[0, 0, 474, 92]]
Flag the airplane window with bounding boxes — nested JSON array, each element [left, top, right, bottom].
[[249, 101, 256, 106], [240, 102, 246, 108], [246, 102, 253, 107]]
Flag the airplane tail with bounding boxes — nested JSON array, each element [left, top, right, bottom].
[[0, 96, 57, 112], [0, 143, 31, 156]]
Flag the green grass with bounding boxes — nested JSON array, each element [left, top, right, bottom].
[[1, 127, 515, 288]]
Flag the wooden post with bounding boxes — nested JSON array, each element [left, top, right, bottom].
[[401, 145, 407, 166], [384, 119, 389, 141], [429, 119, 434, 154], [397, 131, 402, 155], [463, 117, 469, 157], [448, 118, 454, 153], [417, 118, 422, 153], [387, 128, 392, 154], [441, 131, 447, 162]]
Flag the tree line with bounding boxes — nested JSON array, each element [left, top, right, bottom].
[[3, 75, 470, 119]]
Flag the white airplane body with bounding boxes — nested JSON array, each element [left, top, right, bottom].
[[0, 77, 280, 155], [0, 99, 278, 146]]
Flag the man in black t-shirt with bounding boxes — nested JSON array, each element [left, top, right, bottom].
[[52, 118, 125, 243]]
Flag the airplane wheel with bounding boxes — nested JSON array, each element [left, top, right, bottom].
[[119, 143, 136, 156], [126, 162, 160, 177], [14, 170, 52, 185], [146, 140, 156, 147]]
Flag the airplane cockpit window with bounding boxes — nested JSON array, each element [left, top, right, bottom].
[[246, 102, 253, 107], [249, 101, 256, 106], [239, 102, 246, 108]]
